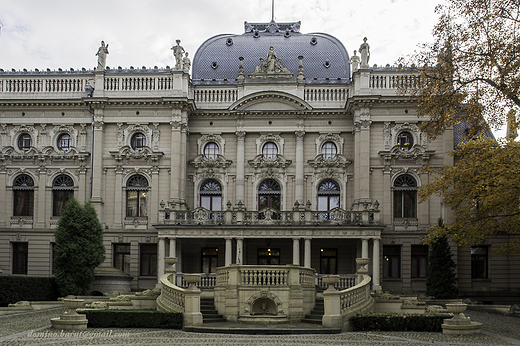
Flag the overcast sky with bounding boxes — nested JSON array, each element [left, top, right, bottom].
[[0, 0, 442, 71]]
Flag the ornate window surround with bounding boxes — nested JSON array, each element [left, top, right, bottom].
[[197, 178, 225, 210], [253, 177, 285, 211], [197, 133, 225, 157], [10, 125, 38, 153], [123, 124, 153, 151], [49, 124, 78, 152], [315, 133, 344, 156], [256, 133, 284, 156]]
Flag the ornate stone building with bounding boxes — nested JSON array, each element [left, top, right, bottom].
[[1, 19, 518, 300]]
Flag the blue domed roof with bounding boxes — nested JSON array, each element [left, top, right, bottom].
[[192, 20, 350, 85]]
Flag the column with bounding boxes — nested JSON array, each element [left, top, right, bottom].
[[293, 238, 300, 265], [372, 238, 381, 290], [169, 238, 176, 257], [78, 167, 87, 203], [91, 108, 105, 219], [235, 131, 245, 204], [157, 238, 165, 286], [304, 238, 311, 268], [0, 170, 6, 227], [353, 112, 372, 207], [362, 239, 369, 258], [295, 130, 305, 204], [176, 240, 182, 274], [36, 168, 47, 228], [236, 238, 243, 265], [150, 168, 160, 224], [225, 238, 232, 266], [179, 123, 188, 206], [113, 167, 123, 228], [169, 114, 182, 204]]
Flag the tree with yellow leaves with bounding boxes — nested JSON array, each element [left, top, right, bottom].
[[401, 0, 520, 255]]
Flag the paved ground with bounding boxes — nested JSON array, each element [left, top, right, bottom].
[[0, 308, 519, 345]]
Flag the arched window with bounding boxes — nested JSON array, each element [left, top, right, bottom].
[[317, 180, 340, 211], [52, 175, 74, 216], [393, 174, 417, 218], [398, 131, 414, 151], [131, 133, 146, 151], [321, 142, 337, 159], [18, 134, 32, 151], [126, 175, 148, 217], [57, 134, 72, 151], [204, 142, 219, 159], [13, 174, 34, 217], [200, 179, 222, 211], [258, 179, 281, 210], [262, 142, 278, 159]]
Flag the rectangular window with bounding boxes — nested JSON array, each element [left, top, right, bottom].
[[258, 248, 280, 265], [411, 245, 428, 278], [394, 190, 417, 218], [12, 242, 28, 274], [13, 190, 34, 216], [383, 245, 401, 279], [202, 248, 219, 274], [471, 246, 488, 279], [320, 248, 337, 274], [114, 244, 131, 275], [140, 244, 157, 276], [53, 190, 74, 216]]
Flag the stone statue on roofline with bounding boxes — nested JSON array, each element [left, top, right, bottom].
[[96, 41, 109, 70], [349, 50, 360, 71], [171, 39, 185, 70], [359, 37, 370, 68], [182, 52, 191, 72]]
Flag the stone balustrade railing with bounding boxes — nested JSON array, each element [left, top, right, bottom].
[[156, 273, 186, 313], [0, 76, 89, 94], [159, 206, 381, 226], [216, 265, 315, 288], [369, 72, 420, 90], [104, 76, 174, 91], [316, 274, 356, 291], [177, 273, 216, 289], [338, 273, 372, 315], [304, 87, 348, 102]]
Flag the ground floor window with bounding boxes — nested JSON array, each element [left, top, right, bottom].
[[114, 244, 131, 275], [411, 245, 428, 278], [202, 248, 219, 274], [12, 242, 28, 274], [258, 248, 280, 265], [471, 246, 488, 279], [140, 244, 157, 276], [383, 245, 401, 279], [320, 248, 337, 274]]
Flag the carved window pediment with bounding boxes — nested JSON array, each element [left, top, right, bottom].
[[379, 145, 434, 168], [248, 154, 292, 169], [110, 146, 164, 166], [308, 153, 352, 169], [11, 125, 38, 153], [189, 154, 232, 169]]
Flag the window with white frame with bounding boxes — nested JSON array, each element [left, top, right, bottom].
[[126, 175, 148, 217]]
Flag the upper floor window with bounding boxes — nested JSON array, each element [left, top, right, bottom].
[[126, 174, 148, 217], [13, 174, 34, 217], [204, 142, 219, 159], [17, 133, 32, 151], [321, 141, 337, 159], [52, 175, 74, 216], [258, 179, 281, 210], [262, 142, 278, 159], [57, 133, 72, 151], [398, 131, 414, 151], [131, 133, 146, 151], [200, 179, 222, 211], [393, 174, 417, 218], [317, 180, 340, 211], [471, 246, 488, 279]]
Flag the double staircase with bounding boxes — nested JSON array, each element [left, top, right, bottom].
[[200, 298, 226, 323], [302, 298, 324, 324]]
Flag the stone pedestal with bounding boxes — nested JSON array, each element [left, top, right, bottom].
[[322, 275, 342, 330], [51, 299, 88, 330], [183, 274, 203, 327], [442, 303, 482, 335]]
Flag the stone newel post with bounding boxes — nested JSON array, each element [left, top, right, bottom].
[[183, 274, 203, 326], [322, 275, 341, 329]]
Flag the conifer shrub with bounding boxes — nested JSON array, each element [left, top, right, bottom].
[[54, 198, 105, 296]]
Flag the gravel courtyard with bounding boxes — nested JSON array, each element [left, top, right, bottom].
[[0, 308, 519, 346]]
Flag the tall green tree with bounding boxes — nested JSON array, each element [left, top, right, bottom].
[[426, 220, 459, 299], [54, 198, 105, 296]]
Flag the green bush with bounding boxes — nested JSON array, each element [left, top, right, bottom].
[[0, 276, 59, 307], [79, 310, 183, 329], [349, 313, 450, 332]]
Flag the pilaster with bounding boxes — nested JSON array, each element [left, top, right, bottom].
[[295, 129, 305, 204], [235, 130, 246, 204]]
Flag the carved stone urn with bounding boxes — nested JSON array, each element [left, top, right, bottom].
[[322, 275, 339, 292], [63, 298, 84, 315], [164, 257, 178, 284], [446, 303, 468, 319], [183, 274, 202, 290]]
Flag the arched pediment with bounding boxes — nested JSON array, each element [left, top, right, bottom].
[[229, 91, 312, 111]]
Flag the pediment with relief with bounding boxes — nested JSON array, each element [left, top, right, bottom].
[[229, 91, 312, 111], [248, 154, 292, 169], [110, 146, 164, 166], [189, 154, 232, 169]]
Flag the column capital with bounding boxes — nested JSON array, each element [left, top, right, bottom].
[[295, 129, 305, 139], [235, 131, 246, 139]]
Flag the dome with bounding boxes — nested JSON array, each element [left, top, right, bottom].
[[192, 20, 351, 85]]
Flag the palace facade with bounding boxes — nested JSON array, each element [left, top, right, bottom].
[[1, 19, 518, 300]]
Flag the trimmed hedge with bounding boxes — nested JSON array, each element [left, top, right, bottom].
[[79, 310, 183, 329], [349, 313, 450, 332], [0, 276, 60, 307]]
